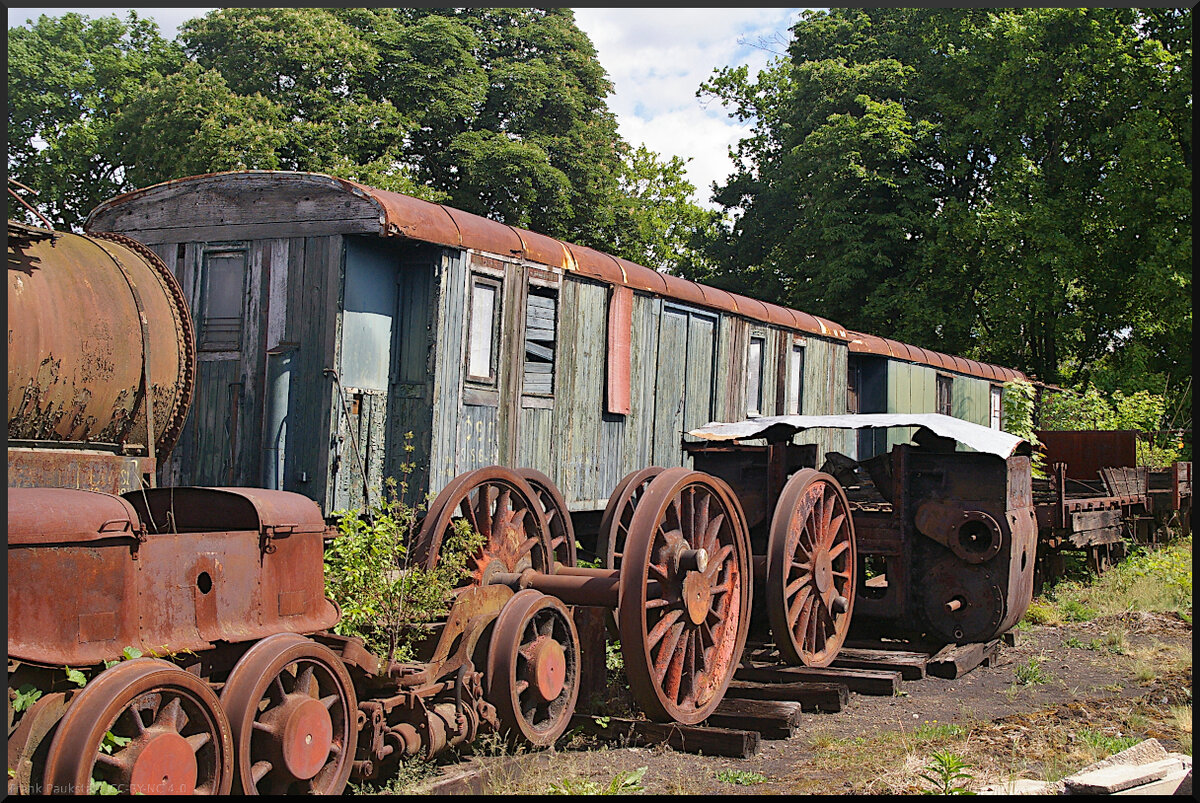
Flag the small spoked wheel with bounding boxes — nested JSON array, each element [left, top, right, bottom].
[[413, 467, 554, 589], [519, 468, 577, 569], [597, 466, 664, 569], [219, 633, 357, 795], [618, 468, 751, 724], [766, 469, 856, 667], [486, 590, 581, 747], [43, 658, 234, 795]]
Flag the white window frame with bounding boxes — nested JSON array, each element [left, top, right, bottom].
[[466, 275, 501, 385]]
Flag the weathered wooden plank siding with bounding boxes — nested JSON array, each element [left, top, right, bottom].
[[388, 251, 438, 506], [429, 249, 468, 494], [682, 313, 717, 444], [87, 175, 384, 244], [623, 294, 661, 477], [791, 335, 851, 458], [552, 279, 608, 508]]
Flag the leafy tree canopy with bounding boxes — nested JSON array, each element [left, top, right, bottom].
[[694, 8, 1190, 417], [7, 7, 710, 267]]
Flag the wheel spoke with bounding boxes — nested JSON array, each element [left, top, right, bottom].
[[295, 665, 316, 698], [700, 512, 725, 554], [828, 539, 850, 561], [702, 544, 733, 581], [186, 731, 212, 753], [788, 585, 813, 629], [647, 608, 684, 649], [158, 696, 186, 731], [250, 760, 273, 785], [828, 512, 846, 543], [785, 574, 809, 597], [122, 705, 148, 736], [653, 621, 686, 681]]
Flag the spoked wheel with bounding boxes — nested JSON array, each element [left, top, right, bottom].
[[219, 634, 356, 795], [617, 468, 751, 724], [413, 467, 554, 589], [766, 469, 856, 667], [597, 467, 664, 569], [43, 658, 234, 795], [518, 468, 577, 569], [486, 590, 580, 747]]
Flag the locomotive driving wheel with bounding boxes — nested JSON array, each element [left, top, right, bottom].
[[43, 658, 234, 795], [597, 466, 664, 569], [413, 467, 554, 590], [486, 590, 581, 747], [219, 634, 356, 795], [518, 469, 577, 568], [766, 469, 856, 667], [618, 468, 751, 724]]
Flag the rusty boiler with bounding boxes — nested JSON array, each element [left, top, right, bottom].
[[7, 222, 194, 492]]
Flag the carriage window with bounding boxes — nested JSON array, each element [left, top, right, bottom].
[[789, 343, 806, 415], [467, 276, 500, 383], [198, 248, 247, 351], [990, 386, 1003, 429], [747, 335, 765, 416], [523, 287, 557, 395], [937, 374, 953, 416]]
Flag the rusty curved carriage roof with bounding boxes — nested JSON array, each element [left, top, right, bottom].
[[87, 170, 1023, 382], [846, 331, 1024, 383]]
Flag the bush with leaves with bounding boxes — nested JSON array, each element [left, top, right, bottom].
[[324, 477, 483, 667], [1002, 379, 1046, 478], [1039, 385, 1182, 468]]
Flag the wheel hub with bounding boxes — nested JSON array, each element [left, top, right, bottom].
[[128, 728, 198, 795], [270, 696, 334, 780], [682, 570, 712, 625], [814, 550, 833, 594], [531, 638, 567, 701]]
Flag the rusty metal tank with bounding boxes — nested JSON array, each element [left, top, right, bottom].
[[8, 221, 194, 488]]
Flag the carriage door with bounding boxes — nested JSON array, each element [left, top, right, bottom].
[[653, 306, 716, 467], [331, 237, 397, 510], [176, 243, 252, 487]]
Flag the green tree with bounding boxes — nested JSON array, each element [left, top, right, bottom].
[[696, 8, 1191, 412], [7, 11, 182, 228], [611, 145, 721, 274]]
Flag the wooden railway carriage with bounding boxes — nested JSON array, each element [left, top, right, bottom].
[[846, 332, 1025, 460], [86, 170, 859, 528]]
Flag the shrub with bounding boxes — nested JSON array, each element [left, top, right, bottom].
[[324, 476, 483, 666]]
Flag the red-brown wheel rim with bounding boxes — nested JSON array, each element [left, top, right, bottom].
[[766, 469, 857, 667], [486, 590, 580, 747], [617, 468, 751, 724], [597, 467, 664, 569], [518, 469, 577, 569], [219, 634, 356, 795], [43, 658, 233, 795], [412, 467, 553, 590]]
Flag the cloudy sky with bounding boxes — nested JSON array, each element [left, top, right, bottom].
[[8, 7, 815, 207]]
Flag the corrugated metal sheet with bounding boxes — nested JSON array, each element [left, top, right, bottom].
[[688, 413, 1030, 459]]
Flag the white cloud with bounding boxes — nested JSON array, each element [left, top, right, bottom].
[[9, 7, 815, 207], [573, 8, 811, 207]]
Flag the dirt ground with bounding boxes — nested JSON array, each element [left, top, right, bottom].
[[396, 610, 1192, 795]]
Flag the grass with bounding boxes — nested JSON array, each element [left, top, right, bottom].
[[1014, 656, 1050, 686], [1026, 537, 1193, 626], [1076, 727, 1141, 760], [715, 769, 767, 786]]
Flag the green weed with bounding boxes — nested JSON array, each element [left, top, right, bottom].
[[914, 721, 966, 743], [1077, 727, 1140, 757], [716, 769, 766, 785], [1014, 657, 1049, 686], [546, 766, 647, 795], [918, 749, 976, 795]]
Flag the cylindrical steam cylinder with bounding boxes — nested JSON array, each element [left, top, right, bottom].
[[7, 222, 194, 458]]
